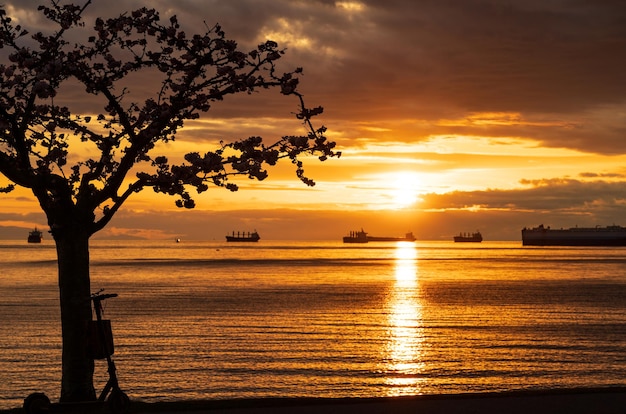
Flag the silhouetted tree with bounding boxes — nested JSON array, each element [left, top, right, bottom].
[[0, 1, 339, 402]]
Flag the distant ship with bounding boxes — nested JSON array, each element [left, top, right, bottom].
[[27, 228, 43, 243], [343, 230, 416, 243], [367, 232, 416, 242], [343, 229, 368, 243], [522, 224, 626, 246], [453, 231, 483, 243], [226, 230, 260, 242]]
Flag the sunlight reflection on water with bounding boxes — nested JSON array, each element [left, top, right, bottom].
[[384, 242, 426, 395]]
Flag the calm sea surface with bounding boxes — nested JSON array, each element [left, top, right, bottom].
[[0, 240, 625, 409]]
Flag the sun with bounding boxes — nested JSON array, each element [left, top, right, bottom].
[[389, 172, 420, 209]]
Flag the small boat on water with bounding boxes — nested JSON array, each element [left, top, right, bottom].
[[28, 228, 43, 243], [343, 229, 368, 243], [454, 231, 482, 243], [226, 230, 260, 242]]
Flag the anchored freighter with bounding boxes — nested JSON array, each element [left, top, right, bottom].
[[454, 231, 482, 243], [226, 230, 260, 242], [343, 229, 417, 243], [367, 232, 416, 242], [343, 229, 369, 243], [27, 228, 43, 243], [521, 224, 626, 246]]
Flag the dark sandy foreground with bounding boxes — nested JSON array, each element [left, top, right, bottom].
[[3, 388, 625, 414], [130, 388, 626, 414]]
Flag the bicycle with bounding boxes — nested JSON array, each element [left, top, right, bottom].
[[24, 289, 130, 414]]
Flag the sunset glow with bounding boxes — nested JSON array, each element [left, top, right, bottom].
[[1, 1, 625, 241]]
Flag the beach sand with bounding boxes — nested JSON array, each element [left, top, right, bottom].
[[126, 388, 626, 414]]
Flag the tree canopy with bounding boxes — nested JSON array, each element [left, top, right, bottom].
[[0, 0, 339, 238]]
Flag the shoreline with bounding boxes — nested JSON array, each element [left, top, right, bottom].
[[4, 387, 625, 414], [131, 387, 626, 414], [130, 388, 626, 414]]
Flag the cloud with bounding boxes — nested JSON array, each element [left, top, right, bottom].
[[420, 178, 626, 215], [6, 1, 625, 141]]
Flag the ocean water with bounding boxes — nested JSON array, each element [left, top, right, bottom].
[[0, 240, 625, 409]]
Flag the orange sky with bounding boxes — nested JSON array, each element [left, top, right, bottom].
[[1, 1, 626, 241]]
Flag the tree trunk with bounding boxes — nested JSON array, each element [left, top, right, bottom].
[[55, 230, 96, 402]]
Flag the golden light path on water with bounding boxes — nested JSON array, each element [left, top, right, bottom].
[[384, 241, 426, 395]]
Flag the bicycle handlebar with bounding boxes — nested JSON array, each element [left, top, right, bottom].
[[91, 292, 118, 301]]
